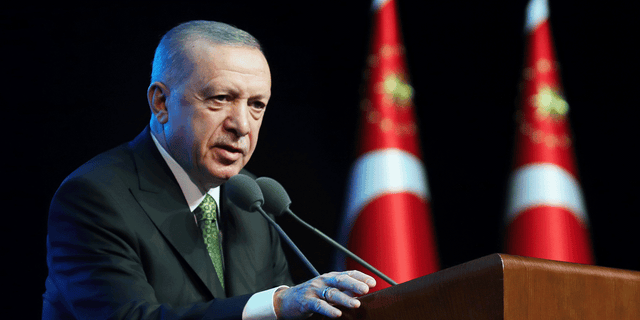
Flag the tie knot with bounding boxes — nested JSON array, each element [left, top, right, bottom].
[[196, 194, 217, 222]]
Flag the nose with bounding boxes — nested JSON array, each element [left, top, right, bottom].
[[223, 102, 251, 137]]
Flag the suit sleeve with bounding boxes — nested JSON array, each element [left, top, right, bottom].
[[43, 176, 250, 320]]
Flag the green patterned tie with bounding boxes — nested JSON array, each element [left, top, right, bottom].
[[196, 194, 224, 289]]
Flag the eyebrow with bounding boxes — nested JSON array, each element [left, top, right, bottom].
[[249, 92, 270, 100], [199, 77, 270, 98]]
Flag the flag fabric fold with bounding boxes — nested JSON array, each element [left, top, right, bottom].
[[504, 0, 594, 264], [337, 0, 439, 292]]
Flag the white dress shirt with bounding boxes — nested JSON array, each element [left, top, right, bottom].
[[150, 133, 284, 320]]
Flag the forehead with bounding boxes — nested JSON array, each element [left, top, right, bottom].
[[184, 42, 271, 84]]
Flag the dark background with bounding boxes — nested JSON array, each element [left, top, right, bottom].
[[4, 0, 638, 317]]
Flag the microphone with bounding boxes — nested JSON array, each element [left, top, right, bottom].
[[225, 174, 320, 277], [256, 177, 398, 286]]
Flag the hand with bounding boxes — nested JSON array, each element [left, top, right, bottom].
[[273, 270, 376, 319]]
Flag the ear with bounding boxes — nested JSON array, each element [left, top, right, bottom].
[[147, 82, 169, 124]]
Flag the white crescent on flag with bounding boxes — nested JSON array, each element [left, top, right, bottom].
[[339, 148, 430, 243], [506, 163, 588, 225]]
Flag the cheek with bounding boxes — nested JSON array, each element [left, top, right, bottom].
[[193, 113, 220, 147], [167, 102, 200, 143], [248, 121, 263, 152], [165, 115, 197, 158]]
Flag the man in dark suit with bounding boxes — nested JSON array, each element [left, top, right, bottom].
[[43, 20, 375, 320]]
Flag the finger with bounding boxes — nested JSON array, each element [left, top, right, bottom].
[[311, 296, 343, 318], [341, 289, 358, 298], [344, 270, 376, 287], [321, 287, 361, 309], [324, 272, 373, 295]]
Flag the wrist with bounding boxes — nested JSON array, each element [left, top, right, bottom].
[[273, 286, 288, 319]]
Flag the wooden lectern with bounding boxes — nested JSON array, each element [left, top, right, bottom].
[[312, 254, 640, 319]]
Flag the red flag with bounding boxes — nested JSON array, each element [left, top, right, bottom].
[[337, 0, 439, 291], [504, 0, 594, 264]]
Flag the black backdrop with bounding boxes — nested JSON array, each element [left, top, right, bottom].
[[5, 1, 638, 317]]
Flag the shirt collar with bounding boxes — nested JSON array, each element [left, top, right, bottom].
[[150, 132, 220, 212]]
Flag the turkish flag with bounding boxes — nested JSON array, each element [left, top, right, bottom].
[[337, 0, 439, 292], [504, 0, 594, 264]]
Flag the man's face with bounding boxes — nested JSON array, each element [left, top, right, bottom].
[[160, 43, 271, 188]]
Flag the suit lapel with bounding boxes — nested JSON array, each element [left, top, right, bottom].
[[219, 184, 240, 294], [219, 171, 265, 296], [127, 128, 226, 298]]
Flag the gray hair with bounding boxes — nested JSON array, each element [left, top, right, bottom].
[[150, 20, 262, 86]]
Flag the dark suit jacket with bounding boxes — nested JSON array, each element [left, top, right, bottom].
[[42, 127, 293, 319]]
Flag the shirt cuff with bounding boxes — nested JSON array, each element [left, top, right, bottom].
[[242, 285, 289, 320]]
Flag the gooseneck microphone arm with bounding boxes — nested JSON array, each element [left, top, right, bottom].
[[284, 209, 397, 286], [225, 174, 320, 278], [251, 203, 320, 277], [256, 177, 398, 286]]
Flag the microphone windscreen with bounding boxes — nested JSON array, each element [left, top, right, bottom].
[[255, 177, 291, 217], [225, 174, 264, 211]]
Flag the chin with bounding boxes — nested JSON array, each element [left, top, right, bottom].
[[207, 165, 243, 184]]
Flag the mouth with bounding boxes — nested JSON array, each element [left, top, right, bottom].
[[212, 144, 245, 162], [219, 144, 242, 153]]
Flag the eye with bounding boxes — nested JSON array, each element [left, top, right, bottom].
[[251, 101, 267, 109], [212, 95, 232, 102]]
